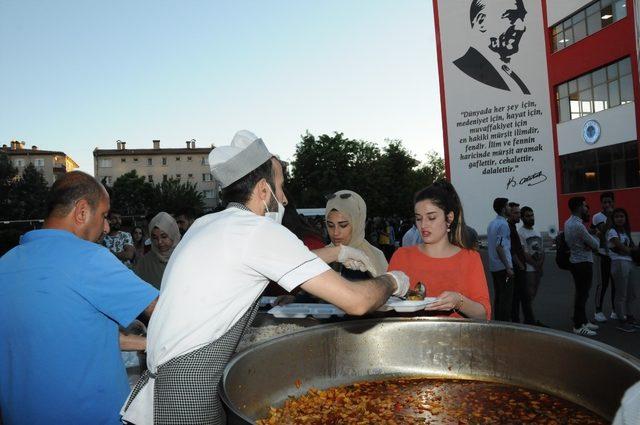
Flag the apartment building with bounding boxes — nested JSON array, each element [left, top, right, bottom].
[[1, 140, 79, 185], [93, 139, 219, 209]]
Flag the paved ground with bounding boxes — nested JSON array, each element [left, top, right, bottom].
[[479, 249, 640, 360]]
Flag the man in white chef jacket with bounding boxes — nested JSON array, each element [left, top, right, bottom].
[[121, 130, 409, 424]]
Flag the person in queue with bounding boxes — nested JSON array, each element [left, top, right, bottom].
[[121, 130, 409, 425], [565, 196, 600, 337], [103, 211, 136, 267], [174, 208, 196, 237], [0, 171, 158, 425], [593, 191, 616, 322], [507, 202, 527, 323], [487, 197, 513, 321], [518, 206, 545, 326], [325, 190, 388, 279], [388, 180, 491, 320], [134, 212, 182, 290], [606, 208, 638, 333], [131, 225, 148, 265]]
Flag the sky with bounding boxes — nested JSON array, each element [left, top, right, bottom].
[[0, 0, 443, 174]]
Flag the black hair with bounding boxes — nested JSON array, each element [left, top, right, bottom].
[[493, 198, 508, 215], [281, 191, 323, 242], [508, 202, 520, 208], [470, 0, 486, 26], [568, 196, 586, 213], [600, 191, 615, 202], [610, 207, 632, 236], [520, 206, 533, 216], [173, 207, 197, 220], [220, 158, 275, 205], [414, 179, 473, 250], [46, 171, 105, 218]]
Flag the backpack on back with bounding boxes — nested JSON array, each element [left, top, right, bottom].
[[555, 232, 571, 270]]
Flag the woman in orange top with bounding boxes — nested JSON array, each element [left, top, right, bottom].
[[389, 180, 491, 319]]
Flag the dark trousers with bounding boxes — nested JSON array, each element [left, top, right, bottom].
[[511, 268, 528, 323], [595, 254, 615, 312], [492, 270, 513, 321], [569, 262, 593, 328], [521, 271, 541, 324]]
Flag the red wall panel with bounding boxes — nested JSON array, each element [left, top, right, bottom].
[[544, 0, 640, 230]]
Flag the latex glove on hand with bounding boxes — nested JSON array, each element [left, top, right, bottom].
[[337, 245, 378, 276], [385, 270, 410, 298]]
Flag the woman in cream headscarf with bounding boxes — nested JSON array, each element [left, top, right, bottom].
[[325, 190, 388, 278], [134, 212, 181, 289]]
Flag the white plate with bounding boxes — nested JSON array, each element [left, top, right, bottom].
[[381, 296, 438, 313], [268, 303, 345, 319]]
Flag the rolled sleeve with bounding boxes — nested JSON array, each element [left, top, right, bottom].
[[243, 221, 331, 292], [76, 249, 158, 327]]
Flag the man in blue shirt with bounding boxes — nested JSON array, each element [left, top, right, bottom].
[[0, 171, 158, 425], [487, 197, 513, 321]]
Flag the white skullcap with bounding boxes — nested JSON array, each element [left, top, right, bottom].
[[209, 130, 273, 188]]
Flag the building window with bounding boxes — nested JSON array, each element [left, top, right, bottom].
[[561, 141, 639, 193], [187, 156, 192, 161], [33, 158, 44, 167], [14, 159, 24, 167], [202, 173, 212, 182], [98, 159, 112, 168], [188, 173, 193, 179], [121, 158, 126, 163], [203, 190, 215, 199], [175, 174, 181, 180], [163, 174, 168, 182], [551, 0, 627, 52], [147, 158, 153, 166], [133, 158, 139, 162], [176, 157, 181, 161], [148, 175, 154, 183], [555, 57, 633, 123], [162, 157, 167, 166], [201, 157, 209, 166]]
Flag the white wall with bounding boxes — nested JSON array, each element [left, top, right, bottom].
[[436, 0, 559, 234], [546, 0, 593, 26], [556, 102, 637, 155]]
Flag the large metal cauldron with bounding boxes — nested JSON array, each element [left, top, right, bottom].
[[221, 318, 640, 423]]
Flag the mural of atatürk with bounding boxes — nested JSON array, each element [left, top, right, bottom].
[[453, 0, 530, 95]]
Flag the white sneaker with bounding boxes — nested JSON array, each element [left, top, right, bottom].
[[585, 322, 599, 330], [611, 312, 619, 320], [594, 312, 607, 322], [573, 326, 597, 337]]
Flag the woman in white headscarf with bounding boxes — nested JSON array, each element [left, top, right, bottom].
[[325, 190, 388, 279], [134, 212, 181, 289]]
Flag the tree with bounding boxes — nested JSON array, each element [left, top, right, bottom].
[[10, 163, 49, 219], [287, 132, 446, 218], [287, 132, 381, 209], [415, 151, 445, 184], [111, 170, 154, 216], [0, 154, 19, 220], [150, 178, 205, 217], [374, 140, 420, 217]]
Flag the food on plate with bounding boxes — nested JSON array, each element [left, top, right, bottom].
[[405, 281, 427, 301], [406, 292, 425, 301], [256, 377, 606, 425]]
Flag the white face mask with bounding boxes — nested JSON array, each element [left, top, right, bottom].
[[263, 184, 284, 224]]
